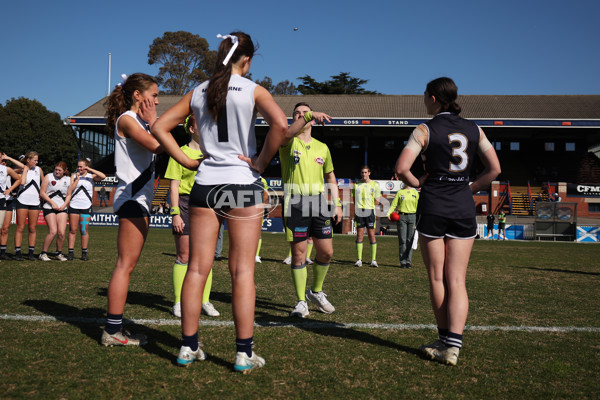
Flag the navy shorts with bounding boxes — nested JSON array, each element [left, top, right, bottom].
[[284, 194, 334, 242], [354, 208, 376, 229], [68, 206, 93, 215], [417, 214, 477, 239], [43, 208, 68, 217], [16, 200, 40, 210], [115, 201, 149, 219], [189, 179, 263, 210]]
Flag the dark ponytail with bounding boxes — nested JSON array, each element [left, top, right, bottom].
[[206, 32, 256, 122], [104, 73, 158, 133], [426, 77, 461, 115]]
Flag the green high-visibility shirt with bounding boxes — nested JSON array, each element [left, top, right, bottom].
[[164, 145, 203, 195], [352, 180, 381, 210], [279, 137, 334, 196], [387, 188, 419, 216]]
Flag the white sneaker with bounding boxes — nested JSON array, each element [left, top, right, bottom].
[[289, 300, 309, 318], [354, 260, 362, 267], [306, 289, 335, 314], [431, 344, 460, 366], [370, 260, 378, 268], [177, 343, 206, 367], [305, 256, 314, 265], [202, 302, 220, 317], [56, 253, 68, 262], [172, 302, 181, 318], [282, 256, 292, 265], [234, 351, 265, 374], [255, 255, 262, 263], [39, 253, 51, 262], [419, 339, 446, 358]]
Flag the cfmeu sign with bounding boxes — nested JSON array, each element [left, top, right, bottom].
[[567, 184, 600, 197]]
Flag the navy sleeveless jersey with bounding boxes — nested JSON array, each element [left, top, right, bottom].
[[418, 113, 480, 219]]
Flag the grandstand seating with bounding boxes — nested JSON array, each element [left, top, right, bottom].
[[152, 178, 171, 208]]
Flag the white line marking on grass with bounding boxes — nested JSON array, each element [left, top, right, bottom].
[[2, 314, 599, 333]]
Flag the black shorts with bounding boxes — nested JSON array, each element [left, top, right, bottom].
[[416, 214, 477, 239], [189, 179, 263, 210], [354, 208, 376, 229], [172, 194, 190, 236], [2, 198, 15, 211], [498, 222, 506, 229], [16, 200, 40, 210], [115, 201, 149, 219], [68, 206, 93, 215], [284, 194, 333, 242], [43, 208, 68, 217]]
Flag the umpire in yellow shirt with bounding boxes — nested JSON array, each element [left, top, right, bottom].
[[387, 184, 419, 268]]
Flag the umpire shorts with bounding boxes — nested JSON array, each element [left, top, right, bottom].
[[172, 194, 190, 236], [354, 208, 376, 229], [284, 194, 333, 242]]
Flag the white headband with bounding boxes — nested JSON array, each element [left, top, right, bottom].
[[216, 34, 239, 66], [117, 74, 128, 88]]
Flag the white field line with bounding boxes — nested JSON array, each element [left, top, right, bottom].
[[2, 314, 599, 333]]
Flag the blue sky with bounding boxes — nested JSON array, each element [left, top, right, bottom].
[[0, 0, 597, 119]]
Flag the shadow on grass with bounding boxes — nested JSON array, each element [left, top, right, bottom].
[[96, 288, 172, 314], [518, 266, 600, 276], [253, 310, 420, 358], [22, 299, 180, 363]]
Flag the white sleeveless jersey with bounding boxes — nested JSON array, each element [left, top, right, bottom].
[[190, 74, 260, 185], [0, 165, 8, 201], [18, 166, 41, 206], [70, 174, 94, 210], [43, 173, 70, 209], [113, 110, 156, 213]]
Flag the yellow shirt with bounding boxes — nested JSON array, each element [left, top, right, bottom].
[[352, 180, 381, 210], [388, 188, 419, 215], [279, 137, 333, 196]]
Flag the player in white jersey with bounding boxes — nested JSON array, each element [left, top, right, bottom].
[[39, 161, 73, 261], [14, 151, 44, 261], [0, 153, 23, 260], [67, 159, 106, 261], [0, 153, 23, 259], [101, 72, 163, 348], [152, 32, 287, 372]]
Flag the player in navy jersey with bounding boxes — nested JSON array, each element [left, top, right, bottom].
[[152, 32, 287, 373], [395, 77, 501, 365]]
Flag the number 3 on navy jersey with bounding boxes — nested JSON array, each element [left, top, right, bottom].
[[448, 133, 468, 172]]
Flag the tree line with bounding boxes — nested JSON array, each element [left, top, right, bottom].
[[1, 31, 377, 172], [149, 31, 378, 95]]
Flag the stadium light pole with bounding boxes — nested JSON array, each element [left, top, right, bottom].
[[107, 52, 112, 96]]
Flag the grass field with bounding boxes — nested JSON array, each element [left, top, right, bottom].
[[1, 225, 599, 399]]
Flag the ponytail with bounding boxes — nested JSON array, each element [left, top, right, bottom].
[[104, 73, 158, 133], [206, 32, 256, 122]]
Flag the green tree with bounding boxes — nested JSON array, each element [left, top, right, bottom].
[[249, 75, 298, 95], [148, 31, 217, 95], [0, 98, 78, 173], [272, 80, 297, 95], [297, 72, 379, 94]]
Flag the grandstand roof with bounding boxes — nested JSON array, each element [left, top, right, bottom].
[[71, 94, 600, 121]]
